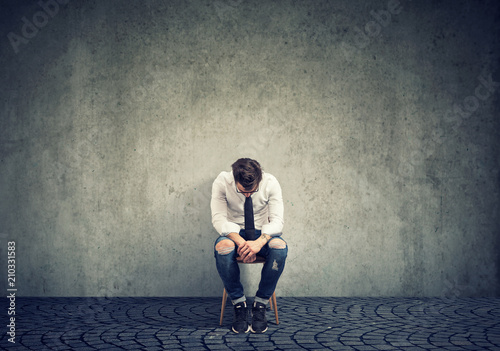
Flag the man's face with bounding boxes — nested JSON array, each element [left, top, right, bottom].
[[236, 182, 259, 197]]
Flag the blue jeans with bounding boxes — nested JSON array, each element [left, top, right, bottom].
[[214, 230, 288, 303]]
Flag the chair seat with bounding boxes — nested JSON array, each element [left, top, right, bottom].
[[219, 257, 279, 326], [236, 256, 266, 263]]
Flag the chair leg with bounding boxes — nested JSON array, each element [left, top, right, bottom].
[[220, 288, 227, 326], [272, 292, 279, 325]]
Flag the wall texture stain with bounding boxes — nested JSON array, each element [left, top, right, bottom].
[[0, 0, 499, 297]]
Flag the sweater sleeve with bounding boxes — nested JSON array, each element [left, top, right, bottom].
[[210, 173, 241, 236], [260, 175, 284, 237]]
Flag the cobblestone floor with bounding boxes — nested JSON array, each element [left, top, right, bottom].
[[0, 297, 499, 350]]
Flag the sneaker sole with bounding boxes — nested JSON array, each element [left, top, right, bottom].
[[232, 325, 250, 334], [250, 325, 268, 333]]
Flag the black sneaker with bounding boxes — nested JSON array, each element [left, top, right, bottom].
[[250, 301, 268, 333], [232, 302, 250, 333]]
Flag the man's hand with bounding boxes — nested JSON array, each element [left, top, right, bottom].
[[226, 232, 271, 263], [237, 240, 263, 263]]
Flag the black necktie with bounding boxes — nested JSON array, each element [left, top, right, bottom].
[[244, 196, 255, 240]]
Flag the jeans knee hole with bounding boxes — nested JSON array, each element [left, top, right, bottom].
[[269, 239, 287, 250], [216, 241, 235, 255]]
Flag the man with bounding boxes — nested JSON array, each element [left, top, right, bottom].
[[212, 158, 288, 334]]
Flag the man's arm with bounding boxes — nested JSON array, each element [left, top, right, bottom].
[[211, 173, 241, 236], [260, 175, 284, 236]]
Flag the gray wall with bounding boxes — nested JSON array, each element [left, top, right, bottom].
[[1, 0, 499, 297]]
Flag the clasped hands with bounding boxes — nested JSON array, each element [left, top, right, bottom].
[[237, 240, 263, 263]]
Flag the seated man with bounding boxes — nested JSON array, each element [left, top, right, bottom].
[[212, 158, 288, 334]]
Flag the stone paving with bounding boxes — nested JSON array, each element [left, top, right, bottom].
[[0, 297, 499, 350]]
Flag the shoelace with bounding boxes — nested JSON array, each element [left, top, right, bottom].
[[252, 305, 266, 321], [235, 304, 247, 320]]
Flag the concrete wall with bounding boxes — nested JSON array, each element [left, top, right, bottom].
[[1, 0, 499, 297]]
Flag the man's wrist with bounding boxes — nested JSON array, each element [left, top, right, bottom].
[[260, 234, 271, 245], [227, 232, 246, 246]]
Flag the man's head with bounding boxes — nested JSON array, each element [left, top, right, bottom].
[[232, 158, 262, 193]]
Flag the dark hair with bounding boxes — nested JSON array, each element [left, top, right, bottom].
[[232, 158, 262, 190]]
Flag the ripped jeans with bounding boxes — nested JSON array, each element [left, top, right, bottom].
[[214, 229, 288, 304]]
